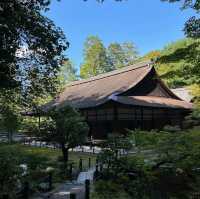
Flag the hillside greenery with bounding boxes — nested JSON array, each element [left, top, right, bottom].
[[139, 38, 200, 106]]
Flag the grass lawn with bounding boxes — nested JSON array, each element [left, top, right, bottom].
[[0, 143, 97, 186], [0, 143, 97, 168]]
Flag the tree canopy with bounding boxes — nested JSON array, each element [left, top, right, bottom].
[[0, 0, 68, 97], [80, 36, 111, 79], [107, 42, 138, 69], [156, 38, 200, 87], [58, 59, 78, 87], [80, 36, 138, 78], [40, 106, 89, 163], [138, 38, 200, 106]]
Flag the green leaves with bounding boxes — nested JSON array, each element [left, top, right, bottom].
[[148, 38, 200, 89], [107, 42, 138, 69], [80, 36, 110, 78], [80, 36, 138, 79], [184, 17, 200, 38], [58, 59, 78, 87], [41, 106, 89, 148], [95, 129, 200, 198], [0, 0, 68, 101]]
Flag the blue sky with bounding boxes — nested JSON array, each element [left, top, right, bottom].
[[45, 0, 195, 68]]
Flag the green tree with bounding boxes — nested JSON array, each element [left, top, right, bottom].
[[0, 0, 68, 93], [156, 38, 200, 88], [137, 38, 200, 90], [122, 42, 138, 64], [0, 0, 125, 95], [0, 106, 20, 143], [58, 59, 78, 87], [80, 36, 111, 78], [107, 43, 125, 69], [139, 50, 161, 62], [139, 38, 200, 106], [107, 42, 138, 69], [0, 89, 21, 143], [41, 106, 89, 164]]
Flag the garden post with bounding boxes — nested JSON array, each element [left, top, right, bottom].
[[95, 164, 98, 173], [100, 164, 103, 172], [79, 158, 83, 171], [70, 192, 76, 199], [23, 181, 29, 199], [85, 179, 90, 199], [48, 172, 52, 190], [88, 157, 91, 168], [108, 160, 110, 170], [93, 147, 95, 154], [69, 163, 73, 180]]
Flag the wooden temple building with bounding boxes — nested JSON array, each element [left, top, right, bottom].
[[41, 61, 193, 139]]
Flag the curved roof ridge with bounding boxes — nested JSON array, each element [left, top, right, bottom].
[[66, 60, 153, 88]]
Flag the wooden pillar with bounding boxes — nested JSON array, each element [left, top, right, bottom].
[[38, 114, 41, 132], [95, 109, 97, 122], [165, 108, 171, 125], [85, 179, 90, 199], [179, 110, 184, 129], [88, 157, 91, 168], [79, 158, 83, 171], [114, 104, 118, 121], [151, 108, 155, 129], [141, 107, 144, 130], [134, 107, 137, 129], [70, 193, 76, 199], [86, 110, 88, 121]]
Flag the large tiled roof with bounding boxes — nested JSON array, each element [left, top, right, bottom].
[[44, 61, 153, 110], [40, 61, 192, 112]]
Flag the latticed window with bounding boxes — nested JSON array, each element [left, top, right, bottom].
[[84, 108, 114, 121], [118, 107, 135, 120]]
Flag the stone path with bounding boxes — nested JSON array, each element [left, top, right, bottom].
[[77, 168, 95, 184], [30, 182, 85, 199]]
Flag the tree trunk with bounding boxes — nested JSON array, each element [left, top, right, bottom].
[[61, 143, 69, 164]]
